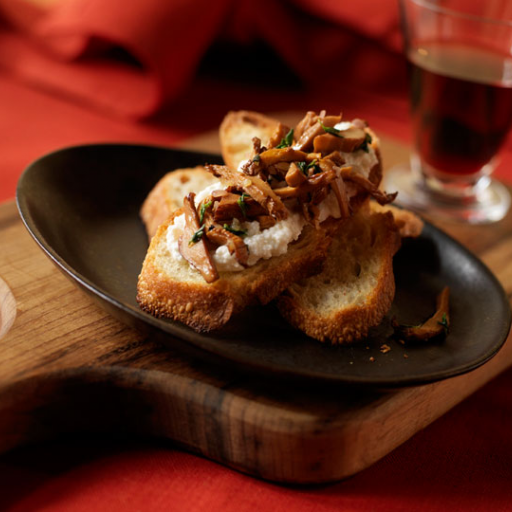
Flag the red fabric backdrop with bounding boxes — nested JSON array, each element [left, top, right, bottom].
[[0, 0, 404, 118]]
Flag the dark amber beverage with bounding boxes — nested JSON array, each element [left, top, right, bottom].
[[408, 44, 512, 178]]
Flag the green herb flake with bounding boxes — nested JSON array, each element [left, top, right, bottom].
[[237, 193, 249, 218], [297, 160, 320, 176], [189, 225, 205, 245], [437, 313, 450, 335], [398, 322, 421, 329], [296, 161, 308, 176], [199, 200, 213, 225], [276, 128, 294, 148], [223, 224, 247, 237], [307, 159, 321, 174], [252, 154, 261, 163], [319, 120, 344, 138], [359, 133, 373, 153]]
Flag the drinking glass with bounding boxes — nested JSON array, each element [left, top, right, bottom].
[[384, 0, 512, 223]]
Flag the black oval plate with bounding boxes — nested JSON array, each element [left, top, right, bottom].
[[16, 144, 512, 387]]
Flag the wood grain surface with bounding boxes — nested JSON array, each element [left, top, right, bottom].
[[0, 130, 511, 484]]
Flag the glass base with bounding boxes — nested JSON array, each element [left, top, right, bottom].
[[383, 165, 511, 224]]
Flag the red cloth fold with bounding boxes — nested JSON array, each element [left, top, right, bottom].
[[0, 0, 402, 118]]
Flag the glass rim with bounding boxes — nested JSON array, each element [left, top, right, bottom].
[[405, 0, 512, 28]]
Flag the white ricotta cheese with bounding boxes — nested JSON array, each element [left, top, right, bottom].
[[194, 182, 222, 204], [342, 149, 378, 180], [209, 213, 305, 271], [166, 198, 306, 272], [237, 159, 250, 172], [166, 213, 186, 262]]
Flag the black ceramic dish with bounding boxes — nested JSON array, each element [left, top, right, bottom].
[[16, 144, 512, 387]]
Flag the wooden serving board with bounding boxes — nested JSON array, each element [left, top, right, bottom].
[[1, 134, 512, 484]]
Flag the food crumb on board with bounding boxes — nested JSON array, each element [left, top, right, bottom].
[[380, 344, 391, 354], [403, 354, 409, 359], [369, 356, 375, 362]]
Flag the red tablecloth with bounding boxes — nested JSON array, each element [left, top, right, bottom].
[[1, 1, 512, 510]]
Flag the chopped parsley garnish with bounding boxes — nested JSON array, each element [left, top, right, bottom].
[[296, 161, 308, 176], [319, 120, 344, 138], [223, 224, 247, 237], [437, 313, 450, 335], [199, 200, 213, 225], [308, 159, 321, 174], [297, 160, 320, 175], [358, 133, 373, 153], [276, 128, 294, 148], [189, 225, 205, 245], [237, 192, 249, 217], [397, 321, 421, 329], [252, 154, 261, 163]]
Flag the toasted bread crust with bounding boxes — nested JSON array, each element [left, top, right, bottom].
[[370, 202, 424, 238], [137, 267, 235, 332], [137, 219, 332, 332], [277, 210, 400, 344], [140, 167, 218, 239], [220, 111, 281, 170]]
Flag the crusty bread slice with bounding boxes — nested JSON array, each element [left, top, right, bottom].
[[137, 217, 332, 332], [220, 110, 383, 210], [277, 207, 401, 344], [137, 111, 420, 338], [140, 166, 219, 239], [369, 202, 424, 239], [220, 111, 280, 170]]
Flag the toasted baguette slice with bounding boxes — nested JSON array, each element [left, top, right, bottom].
[[141, 111, 386, 241], [137, 217, 332, 332], [220, 110, 383, 208], [220, 111, 280, 170], [277, 207, 401, 344], [141, 166, 219, 239]]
